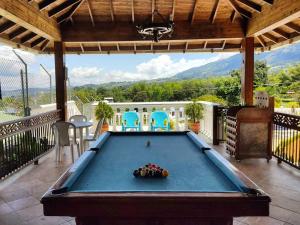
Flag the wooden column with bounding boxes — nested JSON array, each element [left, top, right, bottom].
[[241, 37, 254, 106], [54, 42, 67, 121]]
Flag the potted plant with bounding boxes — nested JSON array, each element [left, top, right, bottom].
[[185, 101, 204, 134], [95, 101, 114, 133]]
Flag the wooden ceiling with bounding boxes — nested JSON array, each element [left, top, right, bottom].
[[0, 0, 299, 54]]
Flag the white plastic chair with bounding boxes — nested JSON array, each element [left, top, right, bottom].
[[69, 115, 88, 122], [83, 119, 104, 149], [69, 115, 90, 137], [52, 121, 80, 163]]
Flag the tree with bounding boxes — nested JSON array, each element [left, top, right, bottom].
[[254, 61, 269, 87], [132, 91, 149, 102], [197, 95, 227, 106], [214, 77, 241, 106]]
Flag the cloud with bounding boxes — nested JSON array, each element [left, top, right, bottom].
[[0, 45, 36, 64], [0, 44, 237, 88], [68, 53, 237, 85], [69, 67, 143, 86]]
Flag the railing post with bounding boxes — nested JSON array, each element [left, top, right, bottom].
[[113, 112, 117, 131], [175, 108, 179, 131], [213, 105, 219, 145]]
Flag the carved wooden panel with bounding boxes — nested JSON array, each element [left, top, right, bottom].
[[0, 110, 61, 139], [273, 112, 300, 131]]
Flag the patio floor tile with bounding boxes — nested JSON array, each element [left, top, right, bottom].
[[0, 142, 300, 225], [0, 202, 13, 216], [0, 212, 26, 225], [6, 196, 40, 211]]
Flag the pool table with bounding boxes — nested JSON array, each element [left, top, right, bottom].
[[41, 131, 270, 225]]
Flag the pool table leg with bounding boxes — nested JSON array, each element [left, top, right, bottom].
[[75, 217, 233, 225]]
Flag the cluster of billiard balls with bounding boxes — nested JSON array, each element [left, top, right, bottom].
[[133, 163, 169, 178]]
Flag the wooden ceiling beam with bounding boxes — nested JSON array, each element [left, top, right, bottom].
[[273, 28, 290, 39], [191, 0, 200, 24], [80, 43, 84, 52], [0, 20, 15, 33], [210, 0, 220, 24], [60, 44, 243, 54], [257, 36, 266, 47], [21, 32, 37, 43], [31, 37, 45, 47], [221, 40, 226, 49], [230, 10, 236, 23], [131, 0, 134, 23], [39, 0, 56, 10], [262, 0, 273, 5], [262, 33, 278, 43], [57, 1, 84, 24], [62, 21, 245, 42], [48, 0, 80, 18], [110, 0, 115, 22], [204, 40, 208, 48], [98, 42, 102, 52], [247, 0, 300, 36], [8, 26, 27, 39], [40, 39, 50, 51], [151, 0, 155, 22], [256, 35, 266, 47], [0, 0, 61, 40], [86, 0, 95, 26], [285, 22, 300, 33], [170, 0, 176, 21], [226, 0, 252, 19], [236, 0, 261, 13], [185, 42, 189, 51]]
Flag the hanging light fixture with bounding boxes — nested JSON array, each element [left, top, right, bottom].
[[136, 7, 174, 42]]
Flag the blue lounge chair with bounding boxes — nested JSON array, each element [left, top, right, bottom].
[[150, 111, 170, 131], [122, 111, 141, 131]]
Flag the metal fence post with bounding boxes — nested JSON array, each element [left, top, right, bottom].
[[20, 69, 26, 116], [40, 64, 53, 103], [13, 50, 30, 116]]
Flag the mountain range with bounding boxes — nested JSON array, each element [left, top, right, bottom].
[[172, 42, 300, 80]]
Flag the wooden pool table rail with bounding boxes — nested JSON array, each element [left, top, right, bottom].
[[41, 131, 270, 223]]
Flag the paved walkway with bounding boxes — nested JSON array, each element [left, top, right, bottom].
[[0, 139, 300, 225]]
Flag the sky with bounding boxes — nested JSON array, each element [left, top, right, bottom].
[[0, 44, 237, 89]]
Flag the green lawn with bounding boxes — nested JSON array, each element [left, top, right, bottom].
[[0, 112, 21, 123]]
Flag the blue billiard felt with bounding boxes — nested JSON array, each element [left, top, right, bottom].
[[68, 133, 242, 193]]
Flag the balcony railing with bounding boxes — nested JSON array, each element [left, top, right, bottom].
[[87, 101, 220, 141], [216, 109, 300, 170], [273, 112, 300, 169], [0, 110, 61, 179]]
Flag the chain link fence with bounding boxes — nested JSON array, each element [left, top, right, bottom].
[[29, 68, 56, 113], [0, 57, 26, 122], [0, 50, 57, 122]]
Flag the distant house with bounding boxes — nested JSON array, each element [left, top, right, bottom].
[[104, 97, 114, 103], [5, 107, 17, 115], [287, 90, 295, 95]]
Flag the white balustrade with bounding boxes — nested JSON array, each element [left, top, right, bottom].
[[89, 101, 219, 140]]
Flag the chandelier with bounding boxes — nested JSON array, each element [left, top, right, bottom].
[[136, 9, 174, 42]]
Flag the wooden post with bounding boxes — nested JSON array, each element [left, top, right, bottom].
[[241, 37, 254, 106], [54, 42, 67, 121]]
